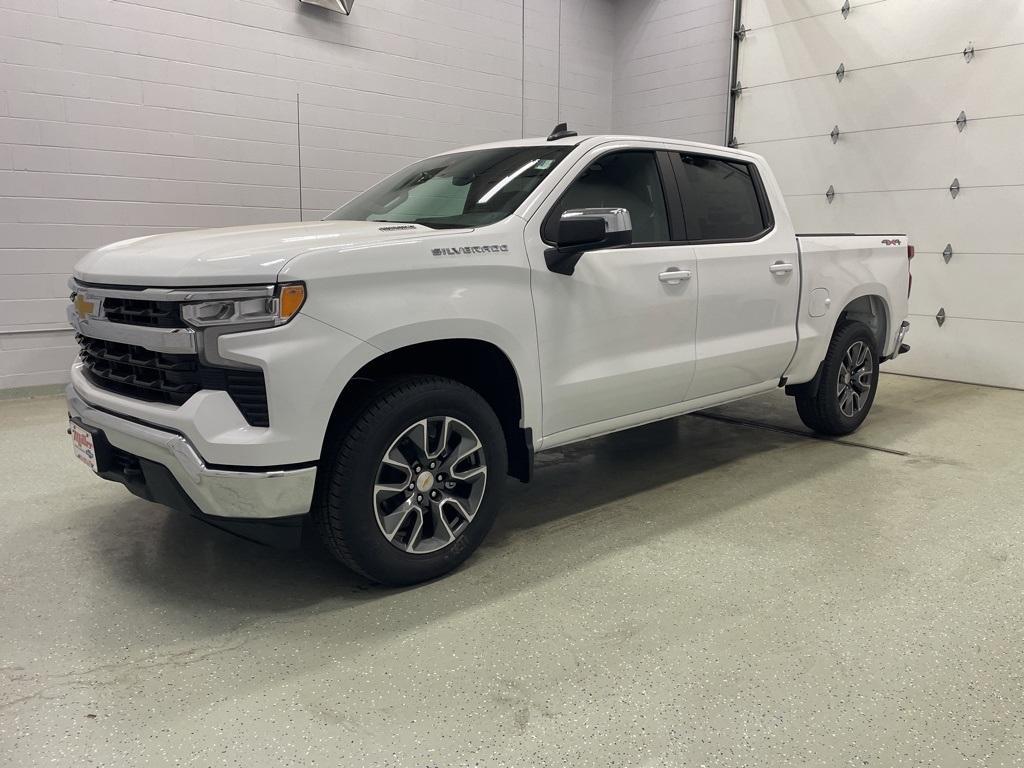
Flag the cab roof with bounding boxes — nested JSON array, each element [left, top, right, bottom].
[[433, 134, 762, 163]]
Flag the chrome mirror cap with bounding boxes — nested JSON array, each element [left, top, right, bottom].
[[561, 207, 632, 234], [546, 207, 634, 276]]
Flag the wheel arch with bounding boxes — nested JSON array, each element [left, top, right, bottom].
[[786, 291, 891, 399], [323, 337, 534, 483], [835, 292, 890, 357]]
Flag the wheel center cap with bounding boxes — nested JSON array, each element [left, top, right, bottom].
[[416, 471, 435, 493]]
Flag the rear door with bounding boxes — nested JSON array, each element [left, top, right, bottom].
[[669, 152, 800, 399]]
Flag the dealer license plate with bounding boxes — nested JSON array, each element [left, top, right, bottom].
[[70, 421, 99, 472]]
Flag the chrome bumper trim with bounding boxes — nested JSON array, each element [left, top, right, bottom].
[[66, 385, 315, 519], [889, 320, 911, 360], [67, 304, 198, 354]]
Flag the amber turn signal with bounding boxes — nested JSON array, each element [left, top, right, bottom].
[[278, 283, 306, 321]]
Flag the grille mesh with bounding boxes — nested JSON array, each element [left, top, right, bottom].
[[77, 335, 269, 427], [102, 297, 184, 328]]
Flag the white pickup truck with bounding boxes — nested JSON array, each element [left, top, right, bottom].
[[66, 126, 912, 585]]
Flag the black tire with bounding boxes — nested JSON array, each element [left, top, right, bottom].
[[315, 375, 507, 586], [794, 320, 880, 436]]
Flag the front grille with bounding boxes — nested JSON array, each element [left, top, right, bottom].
[[77, 335, 270, 427], [78, 335, 199, 404], [102, 296, 184, 328]]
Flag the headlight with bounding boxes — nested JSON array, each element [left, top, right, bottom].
[[181, 283, 305, 328]]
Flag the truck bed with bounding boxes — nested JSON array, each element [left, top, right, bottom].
[[783, 233, 912, 385]]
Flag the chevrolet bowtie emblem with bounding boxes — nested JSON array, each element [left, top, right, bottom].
[[73, 293, 97, 319]]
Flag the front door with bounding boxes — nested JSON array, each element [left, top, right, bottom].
[[525, 149, 699, 438]]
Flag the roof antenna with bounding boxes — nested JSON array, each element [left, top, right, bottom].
[[547, 122, 578, 141]]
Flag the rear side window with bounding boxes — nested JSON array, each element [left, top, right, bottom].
[[675, 154, 770, 241]]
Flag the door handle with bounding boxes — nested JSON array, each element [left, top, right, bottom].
[[658, 268, 692, 285], [769, 261, 794, 275]]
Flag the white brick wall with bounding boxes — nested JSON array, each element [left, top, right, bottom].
[[0, 0, 618, 388], [1, 0, 733, 389], [613, 0, 733, 144], [523, 0, 616, 138]]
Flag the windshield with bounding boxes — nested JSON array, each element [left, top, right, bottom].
[[326, 146, 573, 229]]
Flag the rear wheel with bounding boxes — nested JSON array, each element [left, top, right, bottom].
[[794, 320, 880, 436], [316, 375, 507, 585]]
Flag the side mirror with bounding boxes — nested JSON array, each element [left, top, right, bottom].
[[545, 208, 633, 275]]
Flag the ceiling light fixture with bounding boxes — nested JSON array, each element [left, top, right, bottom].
[[299, 0, 354, 15]]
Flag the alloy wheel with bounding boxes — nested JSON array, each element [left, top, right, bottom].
[[372, 416, 487, 554], [837, 340, 873, 417]]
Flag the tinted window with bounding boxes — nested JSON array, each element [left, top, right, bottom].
[[327, 146, 571, 229], [545, 151, 670, 244], [676, 155, 768, 241]]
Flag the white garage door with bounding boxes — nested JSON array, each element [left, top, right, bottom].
[[734, 0, 1024, 390]]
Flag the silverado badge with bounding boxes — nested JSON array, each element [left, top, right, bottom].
[[432, 244, 510, 257]]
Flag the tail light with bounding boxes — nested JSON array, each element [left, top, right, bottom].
[[907, 244, 914, 296]]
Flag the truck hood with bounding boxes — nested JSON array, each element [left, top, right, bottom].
[[73, 220, 455, 286]]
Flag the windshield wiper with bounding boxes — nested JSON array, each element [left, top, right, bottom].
[[410, 220, 474, 230]]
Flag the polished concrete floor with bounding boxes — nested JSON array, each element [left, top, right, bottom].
[[1, 375, 1022, 767]]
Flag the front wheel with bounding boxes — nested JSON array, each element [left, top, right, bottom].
[[794, 320, 880, 436], [315, 375, 507, 585]]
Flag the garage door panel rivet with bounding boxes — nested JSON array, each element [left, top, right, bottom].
[[830, 125, 840, 144], [943, 244, 954, 263], [956, 110, 967, 132], [936, 308, 947, 327], [835, 63, 845, 82], [826, 184, 836, 203], [963, 43, 975, 63], [841, 0, 850, 19], [949, 178, 960, 199]]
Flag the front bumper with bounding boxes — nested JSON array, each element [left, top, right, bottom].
[[66, 385, 317, 522]]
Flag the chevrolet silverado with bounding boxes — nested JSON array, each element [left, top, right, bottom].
[[66, 126, 912, 584]]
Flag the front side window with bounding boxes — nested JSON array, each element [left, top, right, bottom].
[[327, 146, 572, 229], [544, 151, 671, 244], [675, 154, 769, 241]]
